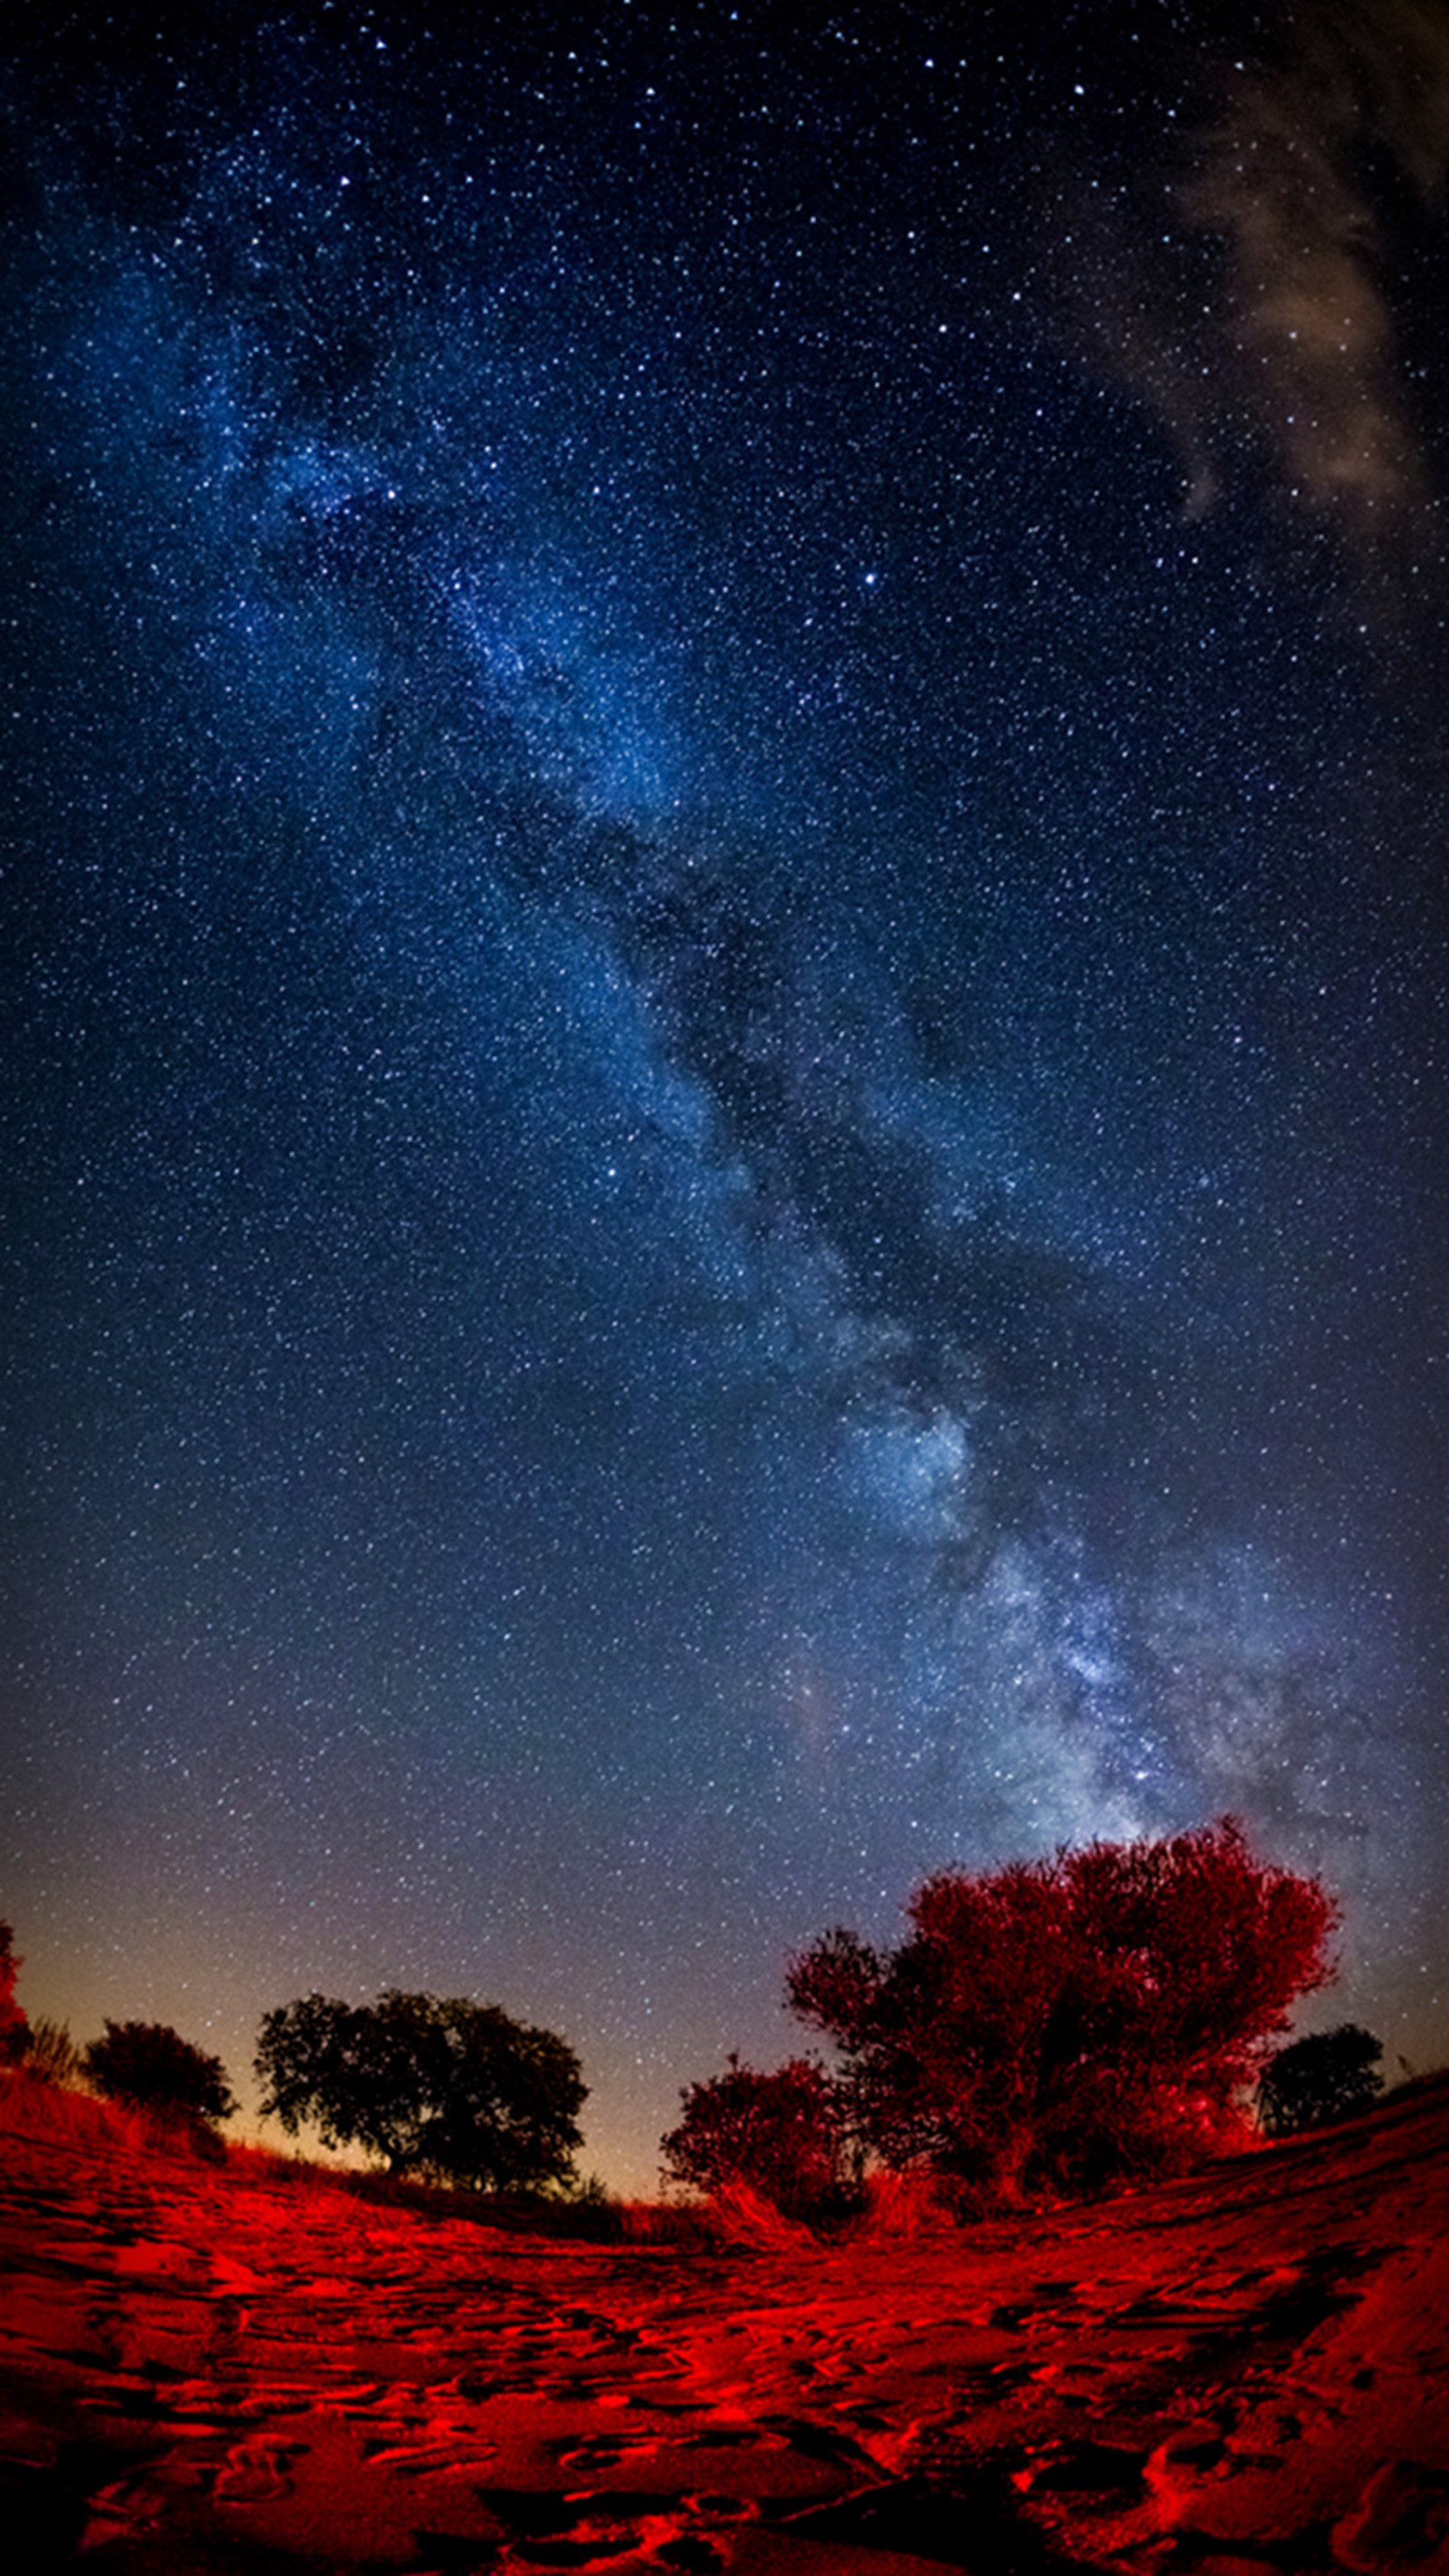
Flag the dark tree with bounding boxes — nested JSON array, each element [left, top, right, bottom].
[[660, 2054, 845, 2217], [1255, 2023, 1385, 2136], [84, 2021, 238, 2129], [0, 1920, 27, 2064], [787, 1818, 1338, 2202], [254, 1988, 587, 2190]]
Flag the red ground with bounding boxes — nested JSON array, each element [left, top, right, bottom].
[[2, 2074, 1446, 2572]]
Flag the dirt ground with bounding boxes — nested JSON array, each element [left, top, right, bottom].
[[2, 2073, 1446, 2572]]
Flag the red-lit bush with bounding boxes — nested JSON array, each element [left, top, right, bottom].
[[0, 1921, 27, 2065], [660, 2053, 846, 2220], [786, 1817, 1337, 2202]]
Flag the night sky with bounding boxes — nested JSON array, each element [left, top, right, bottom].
[[4, 0, 1447, 2193]]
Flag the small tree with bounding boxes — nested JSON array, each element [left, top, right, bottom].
[[660, 2054, 845, 2218], [1256, 2024, 1385, 2137], [787, 1817, 1337, 2202], [0, 1920, 28, 2064], [254, 1989, 586, 2191], [84, 2021, 237, 2130]]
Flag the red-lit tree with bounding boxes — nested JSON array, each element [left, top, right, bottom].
[[0, 1919, 27, 2064], [786, 1817, 1338, 2202], [660, 2053, 846, 2217]]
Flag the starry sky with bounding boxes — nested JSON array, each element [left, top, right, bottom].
[[3, 0, 1447, 2192]]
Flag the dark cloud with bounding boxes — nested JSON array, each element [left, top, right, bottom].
[[1051, 0, 1449, 549]]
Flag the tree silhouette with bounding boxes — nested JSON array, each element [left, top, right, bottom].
[[254, 1989, 586, 2190], [787, 1817, 1337, 2201], [660, 2054, 845, 2217], [0, 1920, 26, 2064], [1255, 2023, 1385, 2136], [84, 2021, 237, 2129]]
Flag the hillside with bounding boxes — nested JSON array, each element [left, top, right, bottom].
[[2, 2073, 1446, 2572]]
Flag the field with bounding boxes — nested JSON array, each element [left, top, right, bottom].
[[2, 2073, 1446, 2572]]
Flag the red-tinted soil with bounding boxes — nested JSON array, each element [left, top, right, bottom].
[[2, 2075, 1446, 2572]]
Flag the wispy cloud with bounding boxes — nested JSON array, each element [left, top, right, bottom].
[[1057, 0, 1449, 548]]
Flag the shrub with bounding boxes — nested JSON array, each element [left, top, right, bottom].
[[660, 2052, 847, 2221], [851, 2166, 956, 2240], [786, 1817, 1337, 2202], [700, 2175, 817, 2247], [1256, 2023, 1385, 2136], [83, 2021, 238, 2131]]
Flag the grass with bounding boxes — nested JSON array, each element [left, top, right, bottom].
[[0, 2064, 188, 2161], [0, 2067, 691, 2238]]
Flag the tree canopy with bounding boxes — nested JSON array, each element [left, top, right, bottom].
[[254, 1988, 587, 2191], [83, 2020, 238, 2129], [784, 1816, 1337, 2202], [1256, 2023, 1385, 2137]]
